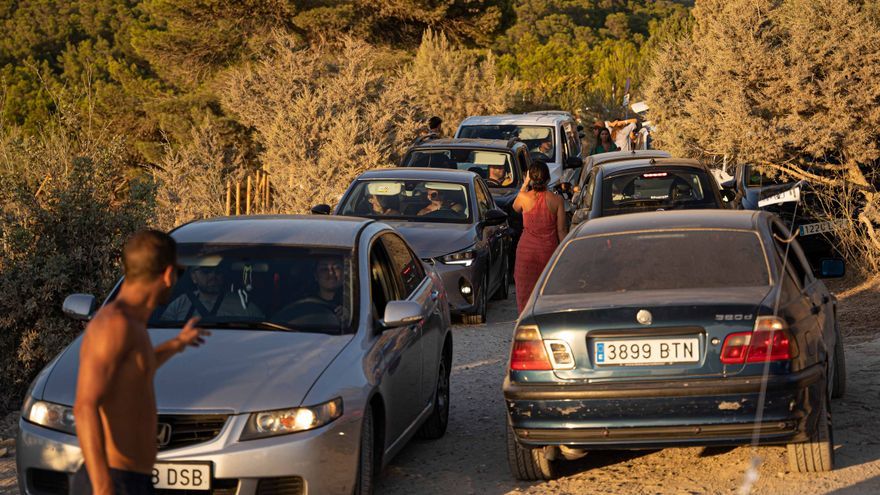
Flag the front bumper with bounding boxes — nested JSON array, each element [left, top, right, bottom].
[[16, 409, 362, 494], [504, 365, 824, 449], [427, 259, 481, 315]]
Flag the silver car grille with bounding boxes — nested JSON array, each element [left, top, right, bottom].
[[157, 414, 229, 451]]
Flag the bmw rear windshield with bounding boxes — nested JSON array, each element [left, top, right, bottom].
[[541, 230, 770, 295]]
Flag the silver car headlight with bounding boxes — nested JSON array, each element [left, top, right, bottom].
[[22, 397, 76, 435], [440, 247, 476, 266], [240, 398, 343, 441]]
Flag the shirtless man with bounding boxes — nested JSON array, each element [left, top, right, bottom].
[[72, 230, 209, 495]]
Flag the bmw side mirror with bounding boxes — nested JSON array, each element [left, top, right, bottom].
[[482, 209, 508, 226], [381, 301, 424, 329], [63, 294, 97, 321], [310, 204, 332, 215], [818, 258, 845, 279], [721, 179, 736, 189], [564, 156, 583, 169]]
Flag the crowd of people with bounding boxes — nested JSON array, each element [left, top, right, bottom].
[[588, 118, 650, 155]]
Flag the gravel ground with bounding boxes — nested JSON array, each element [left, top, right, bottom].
[[3, 281, 879, 495]]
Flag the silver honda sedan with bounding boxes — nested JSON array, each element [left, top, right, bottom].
[[16, 215, 453, 494]]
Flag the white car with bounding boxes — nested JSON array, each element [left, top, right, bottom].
[[455, 112, 584, 185]]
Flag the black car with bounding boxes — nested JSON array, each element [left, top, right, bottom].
[[326, 168, 511, 324], [723, 164, 841, 270], [503, 210, 846, 480], [571, 158, 727, 225]]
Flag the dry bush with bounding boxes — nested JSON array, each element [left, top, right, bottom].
[[645, 0, 880, 271], [220, 35, 423, 213], [403, 29, 515, 131], [0, 114, 154, 410], [153, 116, 242, 230]]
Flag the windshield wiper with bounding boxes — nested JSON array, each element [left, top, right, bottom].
[[189, 321, 300, 332]]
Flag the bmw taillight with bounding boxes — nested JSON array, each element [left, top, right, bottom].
[[720, 316, 792, 364], [510, 325, 552, 370]]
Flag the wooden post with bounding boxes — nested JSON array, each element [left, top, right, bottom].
[[225, 180, 231, 216], [265, 175, 270, 210], [235, 180, 241, 215], [255, 170, 262, 210], [246, 175, 252, 215]]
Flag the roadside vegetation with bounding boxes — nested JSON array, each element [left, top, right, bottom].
[[1, 0, 877, 413]]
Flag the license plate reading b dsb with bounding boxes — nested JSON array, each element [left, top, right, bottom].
[[152, 463, 211, 490]]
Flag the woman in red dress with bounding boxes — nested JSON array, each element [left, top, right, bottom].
[[513, 161, 568, 313]]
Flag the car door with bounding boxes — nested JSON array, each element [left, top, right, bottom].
[[770, 221, 824, 366], [787, 232, 836, 361], [474, 179, 502, 290], [369, 234, 423, 442], [381, 233, 444, 411]]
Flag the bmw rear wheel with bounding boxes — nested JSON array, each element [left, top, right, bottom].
[[788, 377, 834, 472], [506, 421, 557, 481]]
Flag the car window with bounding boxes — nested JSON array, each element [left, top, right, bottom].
[[403, 148, 515, 188], [474, 181, 492, 218], [602, 169, 717, 214], [381, 233, 426, 297], [542, 230, 770, 295], [564, 122, 581, 156], [458, 125, 555, 161], [370, 239, 401, 318], [145, 244, 356, 334], [771, 221, 809, 290], [339, 179, 472, 224], [582, 169, 597, 210]]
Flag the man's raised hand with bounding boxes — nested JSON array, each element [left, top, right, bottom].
[[177, 317, 210, 350]]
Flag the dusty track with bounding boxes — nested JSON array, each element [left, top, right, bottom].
[[3, 281, 879, 494]]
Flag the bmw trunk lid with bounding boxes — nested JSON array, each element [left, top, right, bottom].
[[532, 287, 773, 381]]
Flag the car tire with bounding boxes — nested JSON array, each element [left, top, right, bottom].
[[787, 377, 834, 473], [462, 273, 488, 325], [418, 353, 451, 439], [506, 421, 557, 481], [354, 407, 376, 495], [492, 255, 510, 301], [831, 325, 847, 399]]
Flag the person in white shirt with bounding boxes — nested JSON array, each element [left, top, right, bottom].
[[605, 118, 638, 151]]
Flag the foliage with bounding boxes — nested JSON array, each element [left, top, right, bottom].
[[0, 111, 154, 410], [644, 0, 880, 271]]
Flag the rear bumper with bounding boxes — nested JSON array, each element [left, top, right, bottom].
[[504, 365, 823, 449]]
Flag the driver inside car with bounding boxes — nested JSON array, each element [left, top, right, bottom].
[[487, 164, 513, 187], [163, 265, 264, 320], [276, 256, 345, 323], [417, 188, 464, 216]]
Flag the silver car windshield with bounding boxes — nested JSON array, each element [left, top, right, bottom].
[[542, 230, 770, 295], [145, 244, 356, 334], [458, 125, 555, 160], [339, 180, 472, 223]]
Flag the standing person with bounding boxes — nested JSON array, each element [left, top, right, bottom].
[[73, 230, 209, 495], [427, 116, 443, 138], [605, 118, 638, 151], [589, 128, 619, 155], [513, 162, 568, 312]]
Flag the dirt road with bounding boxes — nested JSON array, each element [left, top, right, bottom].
[[3, 282, 879, 494]]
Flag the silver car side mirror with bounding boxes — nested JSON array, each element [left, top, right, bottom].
[[63, 294, 97, 321], [382, 301, 423, 329]]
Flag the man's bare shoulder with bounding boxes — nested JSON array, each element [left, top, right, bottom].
[[83, 302, 137, 350]]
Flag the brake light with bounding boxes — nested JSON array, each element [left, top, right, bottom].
[[720, 317, 791, 364], [642, 172, 668, 178], [510, 326, 552, 370]]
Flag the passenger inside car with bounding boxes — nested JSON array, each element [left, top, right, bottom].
[[417, 188, 465, 216], [367, 193, 401, 216], [275, 256, 345, 330], [162, 264, 264, 320]]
